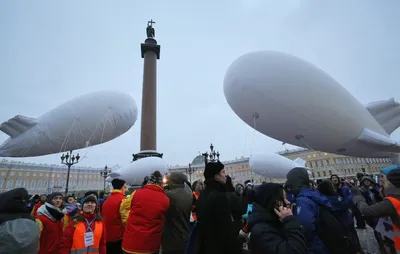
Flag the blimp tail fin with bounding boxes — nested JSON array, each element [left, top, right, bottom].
[[366, 98, 400, 134], [0, 115, 38, 138], [357, 128, 400, 152]]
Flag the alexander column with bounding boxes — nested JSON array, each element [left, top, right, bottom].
[[132, 20, 163, 161]]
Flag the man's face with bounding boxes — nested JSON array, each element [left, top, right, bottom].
[[215, 168, 227, 184]]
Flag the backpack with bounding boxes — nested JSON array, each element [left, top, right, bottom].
[[316, 204, 353, 254]]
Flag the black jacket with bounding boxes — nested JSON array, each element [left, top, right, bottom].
[[248, 204, 308, 254], [196, 179, 241, 254]]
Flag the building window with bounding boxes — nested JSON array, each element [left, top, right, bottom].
[[37, 180, 43, 188], [6, 179, 13, 188], [30, 180, 36, 188], [0, 179, 4, 187], [323, 171, 327, 177], [15, 179, 22, 187]]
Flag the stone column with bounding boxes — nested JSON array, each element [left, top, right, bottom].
[[140, 38, 160, 151]]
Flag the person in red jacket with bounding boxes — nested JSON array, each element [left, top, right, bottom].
[[35, 192, 65, 254], [60, 195, 107, 254], [102, 178, 127, 254], [31, 194, 46, 217], [121, 170, 170, 254]]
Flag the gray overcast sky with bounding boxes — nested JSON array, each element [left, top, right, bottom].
[[0, 1, 399, 169]]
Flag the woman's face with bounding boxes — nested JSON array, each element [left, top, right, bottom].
[[52, 195, 63, 208], [83, 201, 96, 214], [67, 197, 76, 205]]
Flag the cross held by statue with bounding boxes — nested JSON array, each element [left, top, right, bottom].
[[148, 19, 155, 27]]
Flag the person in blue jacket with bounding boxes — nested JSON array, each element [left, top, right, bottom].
[[285, 167, 350, 254], [318, 179, 361, 253]]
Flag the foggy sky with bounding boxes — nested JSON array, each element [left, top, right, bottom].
[[0, 0, 399, 169]]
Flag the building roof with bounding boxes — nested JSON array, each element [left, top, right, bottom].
[[191, 155, 204, 165]]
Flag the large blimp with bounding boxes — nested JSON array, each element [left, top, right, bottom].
[[224, 51, 400, 158], [250, 152, 309, 179], [0, 90, 138, 157], [107, 157, 168, 186]]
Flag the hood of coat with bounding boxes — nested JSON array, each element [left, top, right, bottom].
[[167, 172, 187, 190], [37, 202, 65, 221]]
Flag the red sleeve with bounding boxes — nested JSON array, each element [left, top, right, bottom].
[[99, 222, 107, 254], [59, 221, 76, 254]]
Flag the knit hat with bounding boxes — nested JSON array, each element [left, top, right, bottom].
[[381, 165, 400, 188], [82, 195, 98, 205], [111, 178, 126, 189], [254, 183, 283, 209], [148, 171, 163, 185], [203, 161, 224, 180], [285, 167, 311, 196], [46, 192, 62, 203]]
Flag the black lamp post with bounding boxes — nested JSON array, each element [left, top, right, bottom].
[[100, 165, 110, 193], [186, 163, 194, 183], [202, 143, 220, 166], [61, 150, 80, 195]]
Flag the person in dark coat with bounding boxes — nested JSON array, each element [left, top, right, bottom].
[[226, 175, 247, 234], [0, 188, 40, 254], [195, 160, 241, 254], [248, 183, 308, 254], [162, 172, 194, 254]]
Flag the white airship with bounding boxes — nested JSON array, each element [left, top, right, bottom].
[[0, 90, 138, 157], [224, 51, 400, 159], [250, 152, 310, 179], [107, 156, 168, 186]]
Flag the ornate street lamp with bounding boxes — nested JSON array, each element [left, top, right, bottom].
[[100, 165, 110, 193], [61, 150, 80, 195], [202, 143, 220, 166], [185, 163, 194, 183]]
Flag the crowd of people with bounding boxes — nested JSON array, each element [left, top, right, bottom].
[[0, 160, 399, 254]]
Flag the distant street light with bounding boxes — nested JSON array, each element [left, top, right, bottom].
[[201, 143, 220, 166], [61, 151, 80, 195], [185, 163, 194, 183], [100, 165, 110, 193]]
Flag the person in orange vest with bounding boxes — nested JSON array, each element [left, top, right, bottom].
[[102, 178, 127, 254], [36, 192, 65, 254], [190, 180, 204, 224], [353, 165, 400, 254], [59, 195, 106, 254], [31, 194, 46, 217], [121, 170, 170, 254]]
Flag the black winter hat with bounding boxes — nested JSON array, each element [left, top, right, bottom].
[[82, 195, 98, 205], [204, 161, 224, 180], [112, 178, 126, 189]]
